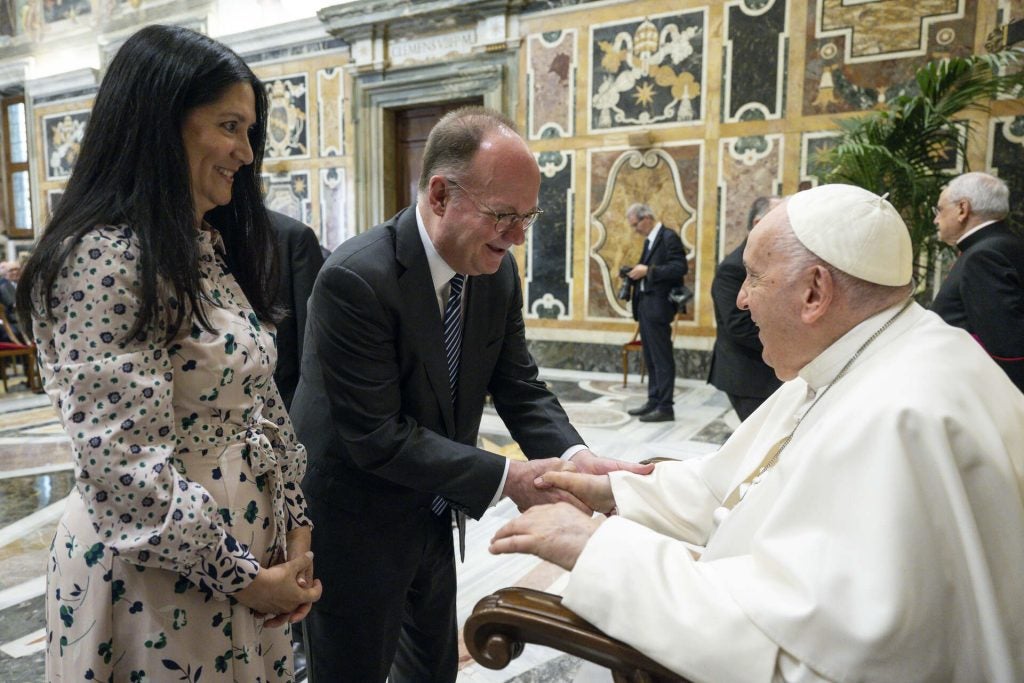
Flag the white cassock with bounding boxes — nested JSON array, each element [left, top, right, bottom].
[[563, 302, 1024, 683]]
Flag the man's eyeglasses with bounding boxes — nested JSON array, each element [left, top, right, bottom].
[[932, 199, 962, 217], [445, 178, 543, 234]]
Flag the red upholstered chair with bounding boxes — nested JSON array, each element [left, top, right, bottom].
[[0, 310, 41, 393], [622, 314, 685, 388], [621, 324, 646, 388]]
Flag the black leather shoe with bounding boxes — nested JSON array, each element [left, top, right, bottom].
[[627, 403, 657, 416], [638, 409, 674, 423]]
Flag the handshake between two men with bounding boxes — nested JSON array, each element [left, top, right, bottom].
[[495, 452, 643, 571]]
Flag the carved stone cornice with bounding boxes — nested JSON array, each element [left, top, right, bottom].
[[318, 0, 526, 43]]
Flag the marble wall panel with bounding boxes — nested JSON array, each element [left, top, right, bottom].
[[317, 67, 344, 157], [798, 130, 840, 190], [589, 9, 706, 132], [320, 167, 348, 252], [804, 0, 975, 115], [717, 134, 783, 258], [262, 170, 311, 225], [527, 339, 710, 378], [587, 144, 701, 321], [264, 72, 309, 160], [43, 0, 90, 24], [722, 0, 787, 123], [998, 0, 1024, 23], [527, 29, 576, 139], [42, 109, 88, 180], [989, 115, 1024, 230], [527, 150, 573, 319]]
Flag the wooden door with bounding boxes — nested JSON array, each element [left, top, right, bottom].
[[392, 99, 482, 211]]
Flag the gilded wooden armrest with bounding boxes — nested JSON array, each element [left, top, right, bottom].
[[465, 587, 690, 683]]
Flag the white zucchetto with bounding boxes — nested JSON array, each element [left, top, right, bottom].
[[786, 184, 913, 286]]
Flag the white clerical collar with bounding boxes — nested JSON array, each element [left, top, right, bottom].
[[646, 223, 663, 246], [416, 203, 458, 302], [798, 300, 920, 391], [956, 219, 999, 245]]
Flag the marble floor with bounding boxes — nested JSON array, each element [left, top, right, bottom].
[[0, 368, 738, 682]]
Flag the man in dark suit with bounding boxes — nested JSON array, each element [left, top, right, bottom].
[[624, 204, 687, 422], [267, 211, 324, 410], [0, 260, 20, 343], [708, 196, 783, 420], [291, 107, 649, 683], [932, 172, 1024, 393], [265, 211, 323, 679]]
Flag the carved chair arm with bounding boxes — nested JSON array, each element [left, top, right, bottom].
[[465, 587, 691, 683], [639, 457, 681, 465]]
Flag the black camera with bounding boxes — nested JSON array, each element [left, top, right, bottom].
[[617, 265, 634, 301]]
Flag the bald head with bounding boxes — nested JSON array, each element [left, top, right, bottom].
[[418, 106, 521, 194]]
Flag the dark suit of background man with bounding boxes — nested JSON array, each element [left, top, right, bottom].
[[624, 204, 687, 423], [931, 171, 1024, 393], [708, 196, 783, 420], [0, 261, 19, 343], [267, 211, 325, 410], [291, 106, 650, 683], [265, 210, 324, 679]]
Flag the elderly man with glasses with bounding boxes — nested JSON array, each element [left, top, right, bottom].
[[290, 106, 650, 683], [623, 203, 688, 422]]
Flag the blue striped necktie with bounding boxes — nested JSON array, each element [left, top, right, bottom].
[[431, 274, 466, 526], [442, 274, 465, 402]]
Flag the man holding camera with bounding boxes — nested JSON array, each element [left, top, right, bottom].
[[623, 203, 687, 422]]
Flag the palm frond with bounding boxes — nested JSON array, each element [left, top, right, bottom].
[[822, 47, 1024, 291]]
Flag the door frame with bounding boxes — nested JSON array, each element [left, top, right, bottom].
[[351, 55, 518, 229]]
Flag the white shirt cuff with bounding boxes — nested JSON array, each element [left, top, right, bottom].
[[488, 445, 586, 507]]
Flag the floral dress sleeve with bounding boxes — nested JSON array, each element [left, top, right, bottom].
[[261, 377, 312, 532], [36, 226, 260, 598]]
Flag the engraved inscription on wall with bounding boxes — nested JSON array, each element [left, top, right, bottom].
[[388, 30, 476, 67]]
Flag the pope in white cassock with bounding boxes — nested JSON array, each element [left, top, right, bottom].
[[490, 184, 1024, 683]]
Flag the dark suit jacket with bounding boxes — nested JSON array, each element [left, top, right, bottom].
[[268, 211, 325, 410], [630, 224, 688, 322], [707, 239, 782, 399], [292, 205, 582, 525], [931, 221, 1024, 392], [0, 278, 18, 343]]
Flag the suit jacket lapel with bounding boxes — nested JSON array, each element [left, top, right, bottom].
[[394, 208, 457, 435], [643, 227, 663, 264]]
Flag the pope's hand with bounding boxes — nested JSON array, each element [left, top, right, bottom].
[[489, 502, 603, 570], [503, 458, 587, 512], [533, 469, 617, 514]]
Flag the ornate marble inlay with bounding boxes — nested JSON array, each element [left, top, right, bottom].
[[527, 29, 576, 139], [264, 73, 309, 159], [589, 9, 706, 132], [42, 110, 88, 181]]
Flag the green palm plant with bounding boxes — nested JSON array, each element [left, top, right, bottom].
[[822, 48, 1024, 289]]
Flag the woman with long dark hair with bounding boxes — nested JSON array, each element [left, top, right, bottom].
[[17, 25, 321, 681]]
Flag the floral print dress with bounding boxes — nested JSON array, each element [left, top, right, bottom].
[[34, 225, 311, 682]]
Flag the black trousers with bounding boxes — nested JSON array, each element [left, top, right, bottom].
[[638, 293, 677, 411], [304, 503, 458, 683], [726, 393, 767, 422]]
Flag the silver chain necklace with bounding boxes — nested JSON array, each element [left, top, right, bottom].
[[754, 296, 915, 479]]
